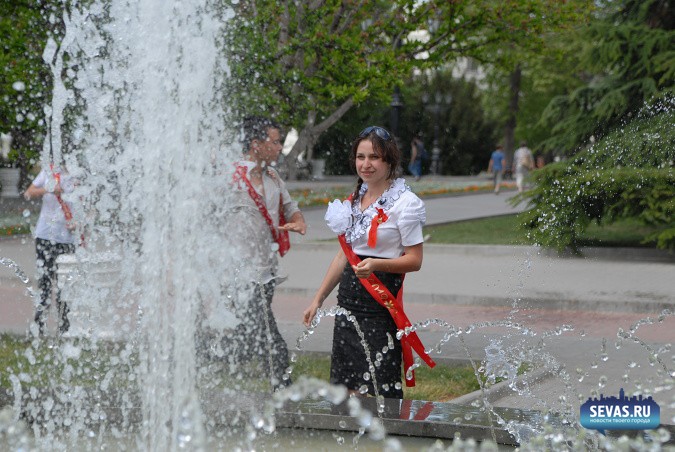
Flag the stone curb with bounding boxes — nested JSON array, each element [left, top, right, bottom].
[[292, 241, 675, 264], [276, 286, 673, 315], [449, 368, 553, 407]]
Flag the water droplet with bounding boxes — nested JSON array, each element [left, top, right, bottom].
[[358, 385, 369, 394]]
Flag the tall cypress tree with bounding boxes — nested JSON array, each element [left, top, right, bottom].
[[540, 0, 675, 153]]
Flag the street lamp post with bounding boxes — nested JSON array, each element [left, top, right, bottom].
[[390, 86, 403, 148], [422, 91, 452, 175]]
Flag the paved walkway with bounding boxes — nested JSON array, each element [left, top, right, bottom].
[[1, 175, 673, 426]]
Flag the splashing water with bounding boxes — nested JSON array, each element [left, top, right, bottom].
[[1, 0, 673, 450]]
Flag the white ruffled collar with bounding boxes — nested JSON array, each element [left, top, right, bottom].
[[346, 178, 409, 243], [324, 178, 412, 241]]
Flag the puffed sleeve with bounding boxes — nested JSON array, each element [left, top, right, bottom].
[[397, 194, 426, 247]]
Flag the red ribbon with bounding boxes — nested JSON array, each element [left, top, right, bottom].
[[399, 399, 435, 420], [338, 234, 435, 387], [367, 208, 388, 248], [49, 164, 85, 246], [233, 164, 290, 257], [49, 164, 74, 223]]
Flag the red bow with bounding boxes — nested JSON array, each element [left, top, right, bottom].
[[367, 208, 388, 248]]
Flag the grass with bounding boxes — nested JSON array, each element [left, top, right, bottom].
[[292, 353, 481, 401], [288, 181, 513, 209], [1, 335, 482, 403], [424, 214, 665, 248], [0, 334, 139, 391], [424, 214, 530, 246]]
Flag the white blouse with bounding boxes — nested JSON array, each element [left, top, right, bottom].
[[32, 168, 76, 244], [326, 178, 425, 259]]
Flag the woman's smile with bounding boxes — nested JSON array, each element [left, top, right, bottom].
[[355, 140, 389, 185]]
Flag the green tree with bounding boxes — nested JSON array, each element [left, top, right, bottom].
[[539, 0, 675, 153], [0, 1, 59, 187], [519, 99, 674, 251], [223, 0, 416, 180], [314, 71, 498, 176], [460, 1, 593, 164], [222, 0, 592, 179], [518, 0, 675, 252], [398, 71, 498, 175]]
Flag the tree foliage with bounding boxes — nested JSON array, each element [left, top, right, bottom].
[[314, 70, 498, 176], [223, 0, 416, 163], [222, 0, 592, 177], [519, 98, 675, 251], [539, 0, 675, 153], [399, 72, 498, 175], [0, 1, 59, 183]]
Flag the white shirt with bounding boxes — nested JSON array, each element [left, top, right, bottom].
[[231, 161, 300, 228], [345, 178, 425, 259], [32, 168, 76, 244], [514, 147, 533, 170], [228, 161, 301, 282]]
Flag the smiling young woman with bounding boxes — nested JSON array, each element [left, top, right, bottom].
[[303, 125, 435, 399]]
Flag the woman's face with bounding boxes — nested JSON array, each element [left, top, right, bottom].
[[355, 139, 390, 186]]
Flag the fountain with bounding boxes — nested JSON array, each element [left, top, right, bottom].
[[0, 0, 673, 450]]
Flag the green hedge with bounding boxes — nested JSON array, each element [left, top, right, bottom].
[[519, 99, 675, 251]]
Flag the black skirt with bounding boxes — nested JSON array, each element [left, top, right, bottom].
[[330, 257, 404, 399]]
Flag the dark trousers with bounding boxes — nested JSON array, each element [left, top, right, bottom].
[[233, 280, 291, 391], [35, 238, 75, 335]]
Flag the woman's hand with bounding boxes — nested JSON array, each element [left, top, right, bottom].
[[302, 300, 322, 327], [352, 258, 378, 279]]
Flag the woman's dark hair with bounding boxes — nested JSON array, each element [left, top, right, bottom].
[[349, 127, 401, 200]]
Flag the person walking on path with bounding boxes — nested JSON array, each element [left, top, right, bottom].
[[230, 115, 307, 391], [408, 135, 425, 181], [303, 125, 435, 399], [487, 144, 505, 194], [23, 163, 77, 336], [513, 140, 534, 193]]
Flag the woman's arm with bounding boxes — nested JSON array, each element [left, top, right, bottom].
[[303, 249, 347, 327], [24, 183, 61, 200], [351, 243, 423, 279]]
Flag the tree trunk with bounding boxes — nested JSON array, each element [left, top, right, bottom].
[[504, 64, 521, 171], [285, 97, 355, 180]]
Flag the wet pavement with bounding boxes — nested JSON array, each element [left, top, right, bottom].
[[1, 175, 673, 429]]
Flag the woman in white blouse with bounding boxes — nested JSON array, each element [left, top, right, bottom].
[[303, 126, 426, 399]]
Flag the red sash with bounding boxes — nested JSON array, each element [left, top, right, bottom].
[[399, 399, 434, 420], [338, 234, 435, 387], [233, 164, 290, 257], [49, 164, 74, 224], [50, 164, 85, 247]]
